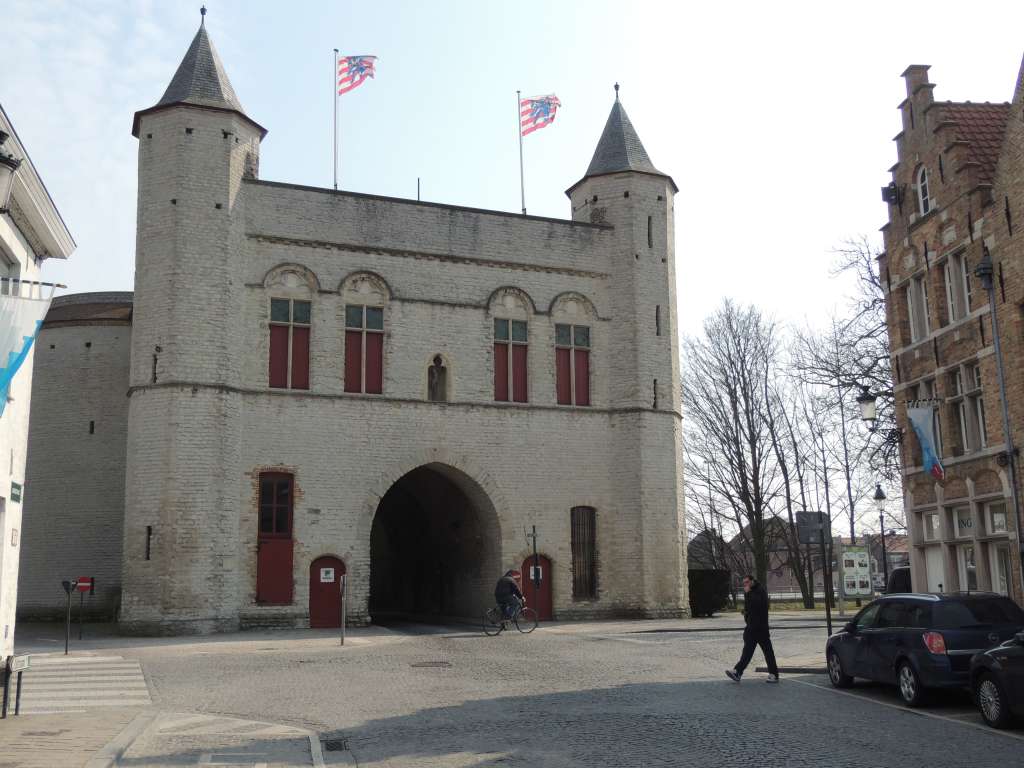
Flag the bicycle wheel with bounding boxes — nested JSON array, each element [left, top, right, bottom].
[[515, 607, 538, 634], [483, 608, 504, 636]]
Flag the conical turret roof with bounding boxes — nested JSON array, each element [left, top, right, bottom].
[[567, 93, 675, 194], [157, 23, 245, 113], [132, 19, 265, 138]]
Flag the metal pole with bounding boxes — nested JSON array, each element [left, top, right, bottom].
[[333, 49, 339, 190], [517, 90, 526, 215], [63, 582, 73, 655], [417, 177, 420, 201], [880, 516, 889, 590], [340, 574, 346, 647], [532, 525, 539, 590], [982, 272, 1024, 596], [14, 671, 23, 716], [819, 519, 832, 636]]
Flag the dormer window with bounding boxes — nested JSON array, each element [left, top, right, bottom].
[[917, 166, 931, 215]]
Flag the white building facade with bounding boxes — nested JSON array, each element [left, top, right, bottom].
[[0, 104, 75, 663]]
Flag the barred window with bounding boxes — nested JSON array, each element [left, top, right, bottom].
[[570, 506, 597, 599]]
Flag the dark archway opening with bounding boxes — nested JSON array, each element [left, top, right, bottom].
[[369, 464, 500, 622]]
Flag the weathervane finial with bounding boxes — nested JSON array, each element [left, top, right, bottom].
[[614, 82, 620, 101], [200, 5, 207, 25]]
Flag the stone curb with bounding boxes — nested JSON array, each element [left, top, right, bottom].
[[84, 709, 158, 768]]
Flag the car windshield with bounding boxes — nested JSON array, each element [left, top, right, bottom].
[[932, 598, 1024, 629]]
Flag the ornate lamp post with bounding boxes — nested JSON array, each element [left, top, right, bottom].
[[975, 247, 1024, 597], [874, 484, 889, 589], [0, 131, 23, 214]]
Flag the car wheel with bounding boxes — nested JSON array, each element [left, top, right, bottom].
[[976, 673, 1014, 729], [897, 661, 926, 707], [828, 650, 853, 688]]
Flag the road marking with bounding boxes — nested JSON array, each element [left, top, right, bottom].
[[788, 677, 1024, 742], [16, 655, 151, 714]]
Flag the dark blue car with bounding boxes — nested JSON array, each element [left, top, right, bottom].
[[826, 593, 1024, 706]]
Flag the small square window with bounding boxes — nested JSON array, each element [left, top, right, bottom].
[[270, 298, 290, 323], [366, 306, 384, 330], [511, 320, 528, 343], [292, 300, 311, 325], [494, 318, 509, 341], [555, 324, 571, 346], [988, 502, 1008, 534], [574, 326, 590, 348], [346, 305, 364, 328]]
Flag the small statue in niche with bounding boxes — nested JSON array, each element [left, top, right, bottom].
[[427, 355, 448, 402]]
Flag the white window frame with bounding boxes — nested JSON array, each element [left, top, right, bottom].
[[957, 544, 978, 591], [923, 511, 941, 542], [990, 543, 1011, 595], [906, 284, 919, 342], [958, 252, 973, 314], [917, 166, 931, 215], [942, 251, 972, 323], [986, 501, 1008, 535]]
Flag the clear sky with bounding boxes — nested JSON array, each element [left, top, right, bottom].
[[4, 0, 1024, 335]]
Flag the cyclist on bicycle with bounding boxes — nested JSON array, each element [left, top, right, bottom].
[[494, 569, 524, 620]]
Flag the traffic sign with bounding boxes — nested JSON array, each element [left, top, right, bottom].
[[9, 655, 30, 672], [796, 511, 831, 545], [75, 577, 94, 594]]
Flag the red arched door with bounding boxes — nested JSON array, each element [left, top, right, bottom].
[[521, 555, 553, 621], [309, 556, 346, 628]]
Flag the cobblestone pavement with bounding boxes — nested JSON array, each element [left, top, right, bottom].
[[110, 621, 1024, 767]]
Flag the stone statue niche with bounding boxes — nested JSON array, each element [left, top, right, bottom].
[[427, 355, 448, 402]]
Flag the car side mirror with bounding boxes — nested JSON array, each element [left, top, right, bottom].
[[1015, 631, 1024, 645], [844, 622, 857, 635]]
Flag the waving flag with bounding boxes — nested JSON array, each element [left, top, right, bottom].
[[908, 406, 945, 482], [0, 281, 52, 417], [338, 55, 377, 95], [520, 95, 562, 136]]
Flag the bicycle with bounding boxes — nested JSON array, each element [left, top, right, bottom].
[[483, 601, 538, 635]]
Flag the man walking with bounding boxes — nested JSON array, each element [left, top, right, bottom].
[[726, 575, 779, 683]]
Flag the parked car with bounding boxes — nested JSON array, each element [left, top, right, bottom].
[[970, 629, 1024, 728], [885, 565, 911, 594], [826, 593, 1024, 707]]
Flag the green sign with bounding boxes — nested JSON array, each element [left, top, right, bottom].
[[10, 482, 21, 503]]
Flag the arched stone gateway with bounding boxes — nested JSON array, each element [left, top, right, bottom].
[[369, 463, 501, 622]]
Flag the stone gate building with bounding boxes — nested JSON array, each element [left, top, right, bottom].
[[20, 19, 688, 633]]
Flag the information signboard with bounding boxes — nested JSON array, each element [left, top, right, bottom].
[[840, 545, 873, 598], [796, 511, 831, 545]]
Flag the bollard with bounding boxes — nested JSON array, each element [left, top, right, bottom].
[[1, 664, 9, 719], [340, 574, 347, 647], [14, 670, 23, 716]]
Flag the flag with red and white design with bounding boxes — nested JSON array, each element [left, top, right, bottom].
[[338, 55, 377, 95], [520, 95, 562, 136]]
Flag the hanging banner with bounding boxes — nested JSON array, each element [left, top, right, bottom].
[[0, 280, 52, 417], [907, 406, 945, 482]]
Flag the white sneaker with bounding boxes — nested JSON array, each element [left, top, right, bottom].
[[765, 674, 779, 684]]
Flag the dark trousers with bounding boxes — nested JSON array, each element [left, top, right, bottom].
[[735, 626, 778, 676]]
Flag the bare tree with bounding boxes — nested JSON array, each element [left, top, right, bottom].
[[682, 300, 781, 585]]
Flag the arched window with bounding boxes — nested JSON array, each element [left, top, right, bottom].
[[917, 166, 931, 215], [264, 265, 318, 390], [341, 272, 390, 395], [489, 288, 533, 403]]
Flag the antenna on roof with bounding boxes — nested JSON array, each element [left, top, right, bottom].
[[200, 5, 207, 25]]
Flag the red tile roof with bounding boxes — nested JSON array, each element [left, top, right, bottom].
[[941, 101, 1011, 185]]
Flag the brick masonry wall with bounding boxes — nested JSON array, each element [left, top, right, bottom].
[[19, 320, 130, 619], [94, 96, 690, 633]]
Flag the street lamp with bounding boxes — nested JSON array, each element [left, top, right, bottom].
[[0, 131, 23, 214], [857, 386, 878, 430], [975, 245, 1024, 598], [874, 483, 889, 589]]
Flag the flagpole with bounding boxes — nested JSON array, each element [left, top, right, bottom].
[[517, 91, 526, 215], [333, 49, 339, 190]]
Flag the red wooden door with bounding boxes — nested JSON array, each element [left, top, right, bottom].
[[256, 473, 294, 604], [521, 555, 553, 621], [309, 556, 346, 628]]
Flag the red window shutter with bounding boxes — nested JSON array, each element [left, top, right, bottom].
[[512, 344, 528, 402], [269, 325, 289, 388], [365, 333, 383, 394], [574, 349, 590, 406], [291, 326, 310, 390], [556, 347, 571, 405], [344, 330, 363, 392], [494, 342, 509, 401]]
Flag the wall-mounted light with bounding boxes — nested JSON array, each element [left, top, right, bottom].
[[0, 131, 23, 214]]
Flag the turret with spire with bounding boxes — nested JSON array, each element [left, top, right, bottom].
[[566, 88, 686, 616], [121, 9, 260, 634]]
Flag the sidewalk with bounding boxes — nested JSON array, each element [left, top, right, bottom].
[[0, 707, 141, 768]]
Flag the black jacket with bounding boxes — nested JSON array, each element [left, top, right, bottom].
[[495, 575, 523, 603], [743, 583, 770, 631]]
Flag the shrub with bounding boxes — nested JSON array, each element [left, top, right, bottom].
[[688, 569, 731, 617]]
